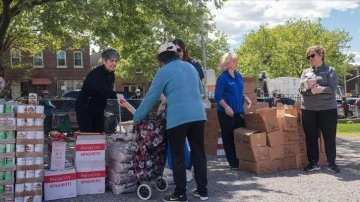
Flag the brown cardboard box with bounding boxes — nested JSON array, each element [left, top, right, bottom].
[[234, 128, 267, 148], [283, 144, 296, 157], [296, 153, 308, 168], [271, 159, 284, 173], [242, 108, 280, 133], [295, 142, 306, 154], [243, 77, 256, 94], [276, 107, 286, 117], [205, 109, 218, 121], [295, 128, 306, 140], [284, 156, 297, 170], [319, 139, 325, 153], [245, 93, 257, 105], [239, 159, 272, 175], [283, 131, 296, 144], [278, 114, 298, 131], [269, 146, 284, 160], [266, 130, 284, 147], [257, 102, 270, 109], [244, 104, 258, 114], [319, 152, 327, 166], [235, 145, 270, 161]]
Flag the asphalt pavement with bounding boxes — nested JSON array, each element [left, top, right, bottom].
[[51, 136, 360, 202]]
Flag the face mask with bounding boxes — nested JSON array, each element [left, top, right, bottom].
[[136, 93, 140, 96]]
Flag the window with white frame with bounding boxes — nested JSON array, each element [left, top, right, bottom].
[[33, 52, 43, 68], [11, 49, 21, 66], [57, 51, 67, 68], [74, 51, 83, 68]]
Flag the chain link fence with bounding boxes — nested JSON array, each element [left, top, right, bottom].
[[39, 98, 161, 136]]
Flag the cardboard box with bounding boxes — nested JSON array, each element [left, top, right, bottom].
[[283, 131, 296, 144], [48, 140, 67, 171], [266, 130, 284, 147], [205, 108, 218, 121], [233, 128, 266, 148], [295, 128, 305, 139], [44, 167, 77, 201], [319, 152, 327, 166], [242, 109, 280, 133], [319, 139, 325, 153], [277, 115, 296, 132], [235, 146, 270, 161], [243, 77, 256, 94], [269, 146, 284, 160], [245, 93, 257, 105], [296, 153, 308, 168], [295, 142, 306, 154], [76, 161, 106, 195], [205, 120, 220, 132], [239, 159, 272, 175], [284, 156, 297, 170], [271, 159, 284, 173], [75, 134, 105, 163], [244, 104, 258, 114], [283, 144, 296, 157]]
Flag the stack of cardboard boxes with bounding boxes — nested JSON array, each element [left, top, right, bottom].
[[235, 105, 326, 175], [15, 98, 45, 202]]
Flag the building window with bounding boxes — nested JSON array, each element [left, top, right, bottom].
[[57, 80, 83, 97], [74, 51, 83, 68], [123, 85, 143, 94], [57, 51, 67, 68], [11, 49, 21, 66], [33, 52, 43, 68]]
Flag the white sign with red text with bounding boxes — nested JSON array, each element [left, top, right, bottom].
[[44, 167, 77, 201], [48, 140, 67, 170], [76, 161, 106, 195], [75, 135, 106, 163]]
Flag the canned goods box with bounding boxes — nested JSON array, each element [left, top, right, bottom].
[[17, 113, 45, 119], [0, 170, 15, 185]]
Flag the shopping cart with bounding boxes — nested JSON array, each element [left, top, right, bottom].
[[127, 113, 169, 200]]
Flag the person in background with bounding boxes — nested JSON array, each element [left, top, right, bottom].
[[355, 98, 360, 118], [134, 42, 208, 202], [172, 38, 204, 80], [75, 48, 123, 133], [172, 38, 204, 181], [130, 88, 142, 99], [215, 52, 251, 170], [40, 90, 55, 136], [341, 97, 349, 118], [300, 45, 340, 173]]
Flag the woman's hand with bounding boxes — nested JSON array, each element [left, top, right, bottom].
[[225, 106, 234, 117], [245, 96, 252, 108]]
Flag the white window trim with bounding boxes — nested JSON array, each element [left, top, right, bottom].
[[74, 51, 83, 68], [57, 50, 67, 68], [33, 52, 44, 68], [11, 49, 21, 67]]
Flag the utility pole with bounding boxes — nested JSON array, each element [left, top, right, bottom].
[[198, 0, 208, 101]]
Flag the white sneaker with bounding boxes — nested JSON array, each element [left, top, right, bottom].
[[186, 170, 193, 182]]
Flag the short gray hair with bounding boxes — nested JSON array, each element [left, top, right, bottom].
[[101, 48, 119, 60]]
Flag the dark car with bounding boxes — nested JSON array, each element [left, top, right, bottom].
[[257, 97, 296, 107], [62, 90, 80, 99]]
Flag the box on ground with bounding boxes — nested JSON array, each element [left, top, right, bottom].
[[44, 167, 77, 201], [234, 127, 266, 148], [269, 146, 284, 160], [239, 159, 272, 175], [266, 130, 284, 147], [76, 161, 106, 195], [235, 146, 270, 161], [47, 140, 67, 170], [242, 108, 280, 133]]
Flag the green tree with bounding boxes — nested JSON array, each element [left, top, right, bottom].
[[0, 0, 229, 95], [236, 18, 355, 84]]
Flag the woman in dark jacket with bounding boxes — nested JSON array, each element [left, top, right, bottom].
[[75, 48, 121, 133]]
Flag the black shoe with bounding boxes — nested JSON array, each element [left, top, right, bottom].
[[193, 190, 209, 201], [163, 194, 188, 202], [327, 164, 340, 173], [304, 163, 321, 172]]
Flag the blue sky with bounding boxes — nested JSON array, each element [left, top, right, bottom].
[[208, 0, 360, 65]]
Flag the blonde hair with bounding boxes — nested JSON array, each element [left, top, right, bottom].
[[219, 52, 237, 71], [306, 45, 326, 62]]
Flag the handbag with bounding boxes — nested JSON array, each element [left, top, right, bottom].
[[167, 138, 191, 170]]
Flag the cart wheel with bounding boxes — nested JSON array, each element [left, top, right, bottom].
[[137, 183, 152, 200], [155, 177, 169, 192]]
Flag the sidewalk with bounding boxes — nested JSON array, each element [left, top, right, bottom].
[[52, 136, 360, 202]]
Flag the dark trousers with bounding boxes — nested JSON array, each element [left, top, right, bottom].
[[167, 121, 207, 196], [76, 110, 105, 133], [301, 109, 337, 165], [44, 115, 53, 136], [217, 110, 245, 168]]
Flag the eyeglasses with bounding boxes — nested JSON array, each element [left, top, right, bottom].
[[176, 48, 182, 53], [306, 53, 316, 60]]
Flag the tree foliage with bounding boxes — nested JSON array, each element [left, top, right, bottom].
[[236, 18, 355, 84], [0, 0, 229, 84]]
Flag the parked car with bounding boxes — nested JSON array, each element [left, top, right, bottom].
[[62, 90, 80, 99], [257, 97, 296, 107]]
